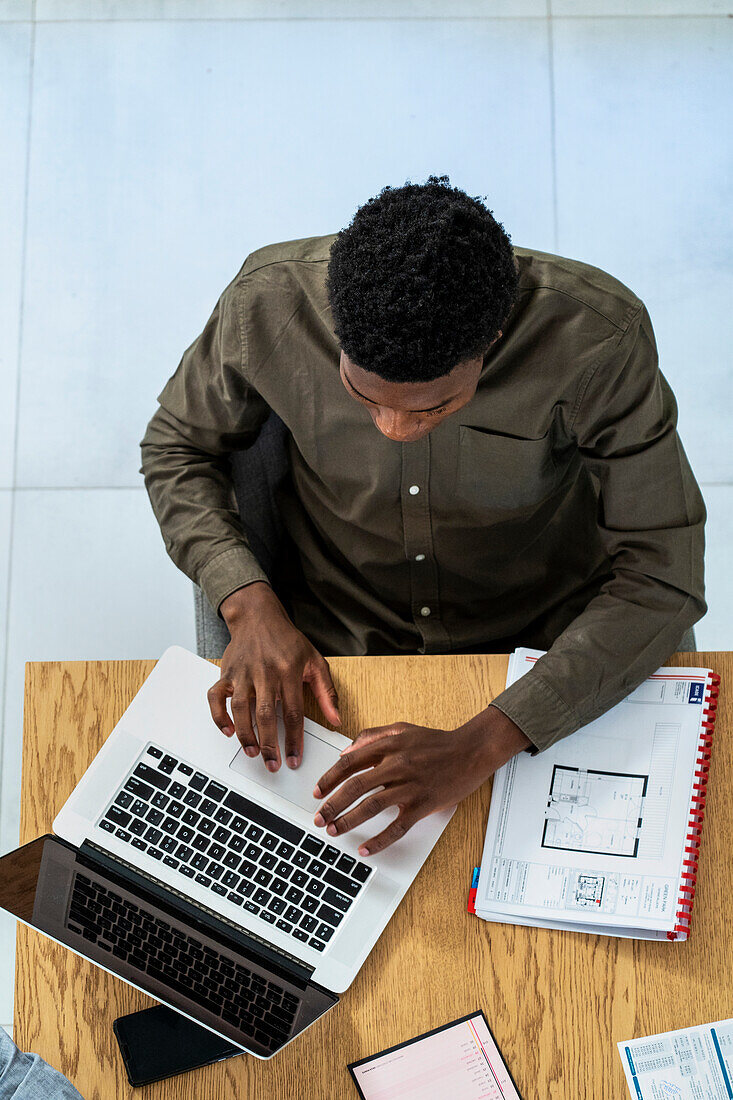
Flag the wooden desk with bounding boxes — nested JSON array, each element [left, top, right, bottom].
[[14, 653, 732, 1099]]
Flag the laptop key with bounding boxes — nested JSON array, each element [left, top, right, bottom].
[[321, 845, 340, 865], [229, 835, 246, 853], [261, 833, 279, 851], [352, 862, 372, 883], [215, 808, 232, 826], [308, 859, 327, 877], [302, 896, 319, 914], [244, 843, 262, 862], [160, 836, 177, 853], [115, 829, 131, 842], [284, 905, 301, 924], [134, 763, 170, 791], [177, 763, 193, 776], [105, 805, 132, 828], [195, 874, 212, 888], [336, 854, 355, 873], [130, 799, 148, 817], [132, 838, 147, 851], [300, 915, 317, 933], [222, 871, 240, 889], [292, 928, 309, 943], [260, 852, 277, 870], [161, 816, 178, 834], [130, 818, 147, 837], [100, 819, 115, 833], [190, 772, 207, 791], [183, 790, 201, 808], [305, 879, 324, 897], [204, 780, 227, 803], [285, 887, 303, 905], [192, 835, 210, 852], [260, 911, 276, 925], [175, 844, 194, 861], [268, 898, 286, 915], [168, 782, 185, 799], [167, 800, 185, 818], [291, 870, 308, 888], [213, 827, 231, 844], [254, 870, 272, 887], [246, 824, 263, 842], [276, 842, 294, 860], [177, 826, 194, 844], [230, 816, 247, 834], [125, 776, 153, 800], [274, 860, 292, 879], [228, 892, 244, 906], [324, 868, 361, 897], [114, 791, 133, 809], [309, 938, 326, 952], [270, 877, 288, 897], [147, 746, 163, 759], [151, 791, 169, 810], [182, 809, 199, 827], [300, 835, 323, 856], [200, 818, 216, 836], [212, 883, 227, 897], [208, 843, 226, 862], [208, 863, 225, 881], [315, 923, 334, 942], [253, 889, 271, 906], [191, 854, 208, 871], [239, 859, 256, 879], [159, 754, 178, 774], [276, 919, 292, 934], [148, 848, 164, 861], [163, 856, 179, 870], [292, 851, 310, 869], [179, 865, 195, 879], [145, 808, 163, 826], [145, 828, 163, 846], [200, 798, 218, 817], [323, 887, 352, 912], [244, 901, 260, 915], [317, 903, 344, 928]]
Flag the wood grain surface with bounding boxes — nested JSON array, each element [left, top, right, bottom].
[[13, 652, 732, 1099]]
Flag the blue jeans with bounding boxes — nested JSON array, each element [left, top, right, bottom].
[[0, 1029, 85, 1099]]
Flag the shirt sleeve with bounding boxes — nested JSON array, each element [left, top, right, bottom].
[[489, 302, 706, 752], [139, 275, 273, 616]]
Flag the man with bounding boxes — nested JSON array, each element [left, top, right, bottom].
[[140, 175, 705, 859]]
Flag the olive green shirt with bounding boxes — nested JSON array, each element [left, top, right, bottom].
[[140, 235, 706, 752]]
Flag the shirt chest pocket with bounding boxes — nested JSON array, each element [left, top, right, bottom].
[[456, 425, 558, 514]]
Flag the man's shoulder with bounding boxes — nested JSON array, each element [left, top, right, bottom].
[[513, 246, 644, 334], [240, 234, 337, 277]]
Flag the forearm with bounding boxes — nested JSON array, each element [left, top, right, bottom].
[[140, 405, 269, 612], [491, 575, 705, 753]]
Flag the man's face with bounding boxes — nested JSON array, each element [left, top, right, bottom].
[[339, 335, 500, 443]]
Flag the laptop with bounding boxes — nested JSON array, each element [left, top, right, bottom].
[[0, 646, 454, 1059]]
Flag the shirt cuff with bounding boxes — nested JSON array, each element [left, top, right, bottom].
[[490, 670, 579, 754], [198, 546, 271, 619]]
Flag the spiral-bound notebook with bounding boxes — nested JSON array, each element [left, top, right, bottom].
[[469, 649, 719, 941]]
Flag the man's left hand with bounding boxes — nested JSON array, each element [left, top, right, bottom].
[[312, 706, 532, 856]]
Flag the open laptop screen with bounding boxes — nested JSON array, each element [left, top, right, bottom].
[[0, 836, 337, 1059]]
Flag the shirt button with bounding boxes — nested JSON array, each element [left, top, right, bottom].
[[414, 553, 426, 561], [408, 485, 420, 495], [420, 606, 431, 617]]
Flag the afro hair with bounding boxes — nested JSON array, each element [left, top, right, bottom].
[[325, 175, 519, 383]]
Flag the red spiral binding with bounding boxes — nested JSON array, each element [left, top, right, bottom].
[[668, 671, 720, 941]]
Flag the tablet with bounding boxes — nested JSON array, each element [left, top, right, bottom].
[[348, 1011, 522, 1099]]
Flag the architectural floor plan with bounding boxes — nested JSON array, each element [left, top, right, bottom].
[[542, 766, 648, 858]]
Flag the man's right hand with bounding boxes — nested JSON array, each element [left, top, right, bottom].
[[207, 582, 341, 773]]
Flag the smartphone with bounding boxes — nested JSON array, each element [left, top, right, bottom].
[[113, 1004, 244, 1087]]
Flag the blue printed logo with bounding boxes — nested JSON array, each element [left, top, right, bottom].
[[689, 682, 704, 704]]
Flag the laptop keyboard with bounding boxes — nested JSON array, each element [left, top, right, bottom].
[[98, 744, 372, 955], [67, 872, 297, 1051]]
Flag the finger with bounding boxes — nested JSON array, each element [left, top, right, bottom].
[[313, 768, 393, 828], [325, 786, 412, 838], [280, 678, 305, 769], [207, 680, 235, 737], [357, 811, 418, 858], [313, 740, 392, 799], [305, 657, 341, 727], [252, 680, 281, 772], [340, 723, 411, 755], [230, 691, 260, 758]]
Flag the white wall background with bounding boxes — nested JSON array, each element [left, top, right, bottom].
[[1, 0, 731, 1035]]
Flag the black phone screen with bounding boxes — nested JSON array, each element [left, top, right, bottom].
[[113, 1005, 243, 1086]]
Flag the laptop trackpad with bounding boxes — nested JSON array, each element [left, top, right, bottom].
[[228, 731, 341, 815]]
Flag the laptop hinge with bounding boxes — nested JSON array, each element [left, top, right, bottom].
[[80, 840, 315, 986]]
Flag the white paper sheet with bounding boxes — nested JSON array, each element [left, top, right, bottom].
[[619, 1019, 733, 1098], [475, 649, 712, 935]]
